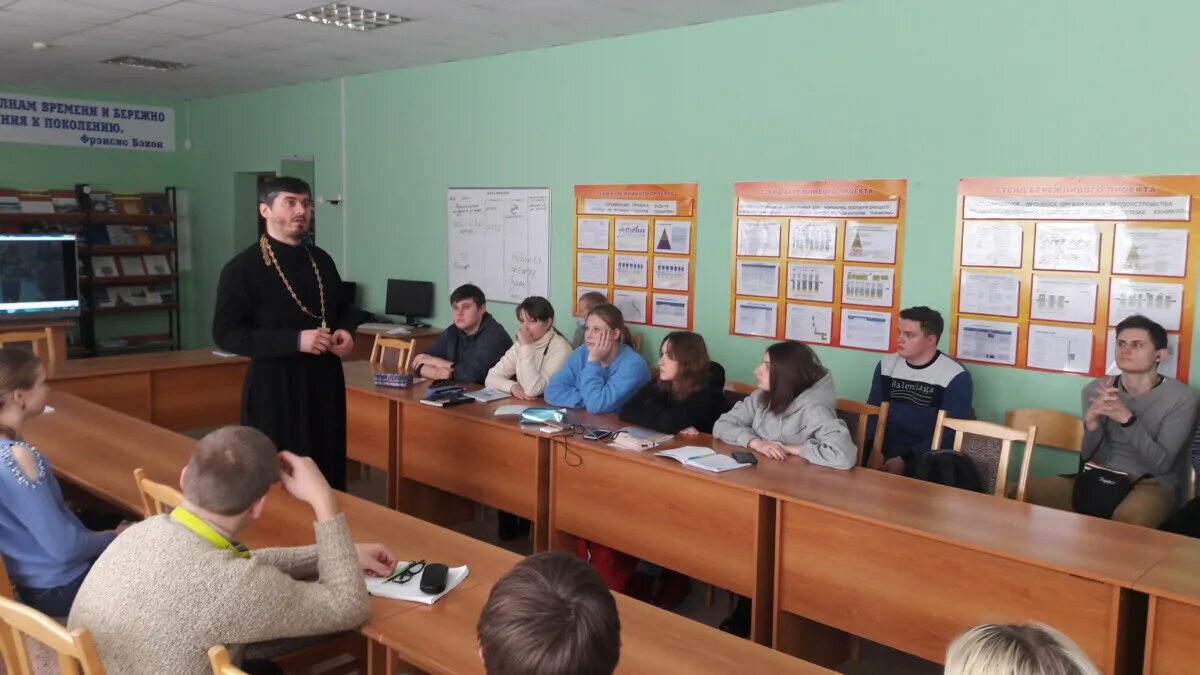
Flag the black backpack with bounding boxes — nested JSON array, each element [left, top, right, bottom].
[[911, 450, 985, 493]]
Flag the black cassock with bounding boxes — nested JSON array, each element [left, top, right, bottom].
[[212, 236, 355, 489]]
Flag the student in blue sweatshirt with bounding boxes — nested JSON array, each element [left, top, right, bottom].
[[545, 303, 650, 414], [0, 347, 124, 617], [866, 306, 973, 475]]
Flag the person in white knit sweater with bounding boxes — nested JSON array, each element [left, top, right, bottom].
[[485, 296, 573, 400]]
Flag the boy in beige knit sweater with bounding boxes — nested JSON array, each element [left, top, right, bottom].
[[68, 426, 398, 675]]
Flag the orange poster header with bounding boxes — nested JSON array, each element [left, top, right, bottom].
[[736, 179, 905, 202], [960, 175, 1200, 198], [575, 184, 697, 216]]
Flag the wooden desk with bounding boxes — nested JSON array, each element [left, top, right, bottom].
[[350, 324, 442, 362], [760, 462, 1182, 673], [48, 349, 247, 430], [1134, 539, 1200, 675], [550, 434, 776, 644]]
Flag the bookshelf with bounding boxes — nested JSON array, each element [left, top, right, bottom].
[[0, 186, 181, 357]]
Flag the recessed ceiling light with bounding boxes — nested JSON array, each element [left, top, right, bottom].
[[289, 3, 406, 32], [103, 56, 191, 72]]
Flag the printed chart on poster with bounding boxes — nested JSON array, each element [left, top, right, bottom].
[[729, 180, 906, 352], [573, 184, 697, 329], [951, 175, 1200, 382]]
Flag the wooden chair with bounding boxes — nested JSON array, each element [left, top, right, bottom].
[[630, 332, 643, 352], [133, 468, 182, 518], [369, 335, 416, 372], [835, 399, 890, 469], [0, 596, 105, 674], [1004, 408, 1084, 502], [0, 329, 56, 366], [0, 556, 13, 602], [932, 410, 1037, 498], [207, 645, 246, 675]]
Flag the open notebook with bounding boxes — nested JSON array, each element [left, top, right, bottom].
[[654, 446, 750, 473]]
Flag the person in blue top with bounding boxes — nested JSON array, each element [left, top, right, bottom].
[[545, 303, 650, 414], [0, 347, 125, 617]]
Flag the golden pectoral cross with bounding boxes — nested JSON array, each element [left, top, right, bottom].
[[319, 321, 329, 333]]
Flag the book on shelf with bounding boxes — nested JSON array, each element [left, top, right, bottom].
[[0, 197, 19, 213], [114, 194, 142, 215], [19, 200, 54, 214], [147, 223, 173, 244], [88, 193, 115, 214], [142, 254, 171, 275], [92, 256, 119, 278], [52, 196, 81, 213], [151, 282, 175, 303], [98, 288, 117, 308], [114, 286, 155, 306], [118, 256, 147, 276], [140, 193, 168, 215], [106, 225, 135, 245]]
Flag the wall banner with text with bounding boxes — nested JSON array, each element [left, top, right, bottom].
[[0, 92, 174, 152]]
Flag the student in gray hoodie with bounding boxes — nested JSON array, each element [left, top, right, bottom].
[[713, 341, 856, 470]]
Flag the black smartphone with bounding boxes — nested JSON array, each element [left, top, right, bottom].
[[732, 451, 757, 465], [420, 563, 449, 594]]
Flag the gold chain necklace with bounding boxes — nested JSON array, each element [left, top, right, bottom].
[[259, 234, 328, 332]]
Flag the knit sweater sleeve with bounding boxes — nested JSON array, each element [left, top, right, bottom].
[[253, 544, 319, 579], [210, 515, 369, 643]]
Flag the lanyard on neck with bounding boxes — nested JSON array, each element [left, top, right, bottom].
[[170, 507, 250, 559]]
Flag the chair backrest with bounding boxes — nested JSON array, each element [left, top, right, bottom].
[[630, 332, 644, 352], [0, 329, 55, 365], [835, 399, 889, 469], [369, 335, 416, 372], [0, 556, 12, 601], [932, 410, 1037, 499], [0, 596, 105, 675], [1004, 408, 1084, 503], [207, 645, 246, 675], [133, 468, 182, 518]]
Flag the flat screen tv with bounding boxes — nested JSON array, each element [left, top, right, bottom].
[[0, 234, 80, 320]]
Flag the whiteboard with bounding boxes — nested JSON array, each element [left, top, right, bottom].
[[447, 187, 550, 304]]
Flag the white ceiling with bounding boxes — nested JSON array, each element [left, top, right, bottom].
[[0, 0, 831, 100]]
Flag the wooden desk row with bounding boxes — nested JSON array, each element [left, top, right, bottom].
[[341, 360, 1193, 674], [24, 391, 819, 674]]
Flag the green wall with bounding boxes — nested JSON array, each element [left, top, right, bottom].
[[9, 0, 1200, 477]]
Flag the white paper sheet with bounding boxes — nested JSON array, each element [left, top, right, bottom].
[[843, 222, 898, 264], [366, 563, 469, 605], [1030, 275, 1097, 324], [1107, 278, 1183, 331], [961, 220, 1023, 268], [785, 263, 835, 302], [737, 218, 782, 257], [613, 289, 647, 324], [613, 254, 648, 287], [652, 293, 689, 328], [787, 218, 837, 260], [576, 285, 607, 301], [653, 219, 692, 254], [1105, 328, 1179, 379], [614, 218, 650, 251], [841, 266, 895, 307], [956, 318, 1018, 365], [652, 258, 689, 291], [1112, 224, 1188, 277], [736, 260, 780, 298], [576, 253, 609, 285], [1033, 222, 1100, 272], [1026, 325, 1093, 374], [958, 271, 1020, 317], [839, 308, 892, 351], [577, 217, 610, 250], [734, 300, 778, 337], [785, 304, 833, 344]]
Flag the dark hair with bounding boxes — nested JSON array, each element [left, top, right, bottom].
[[257, 176, 312, 207], [1115, 315, 1168, 351], [759, 342, 828, 415], [183, 426, 280, 516], [899, 306, 945, 341], [587, 303, 633, 347], [658, 332, 711, 400], [0, 347, 42, 440], [450, 283, 486, 307], [478, 551, 620, 675], [577, 291, 607, 311], [516, 296, 555, 322]]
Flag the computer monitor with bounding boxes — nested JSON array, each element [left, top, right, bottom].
[[385, 279, 434, 326], [0, 234, 80, 320]]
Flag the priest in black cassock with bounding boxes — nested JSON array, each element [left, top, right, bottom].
[[212, 176, 357, 489]]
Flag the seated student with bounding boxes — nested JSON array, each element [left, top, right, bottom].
[[485, 296, 573, 400], [1159, 426, 1200, 537], [477, 550, 620, 675], [413, 283, 512, 384], [713, 341, 855, 469], [619, 331, 731, 435], [0, 347, 123, 618], [945, 622, 1099, 675], [867, 306, 972, 474], [68, 426, 398, 675], [1024, 316, 1197, 528], [571, 291, 608, 350], [544, 303, 650, 414]]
